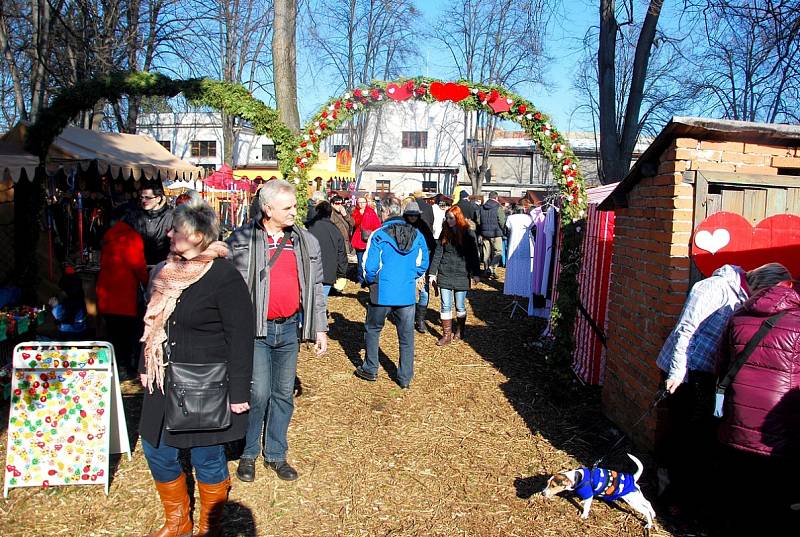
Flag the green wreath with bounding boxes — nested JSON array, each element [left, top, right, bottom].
[[27, 72, 587, 368]]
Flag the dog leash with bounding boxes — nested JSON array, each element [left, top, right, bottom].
[[591, 388, 669, 469]]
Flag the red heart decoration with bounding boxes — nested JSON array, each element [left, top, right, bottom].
[[691, 212, 800, 277], [429, 82, 470, 102], [385, 82, 413, 101], [489, 95, 512, 113]]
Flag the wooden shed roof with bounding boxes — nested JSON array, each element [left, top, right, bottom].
[[599, 117, 800, 210]]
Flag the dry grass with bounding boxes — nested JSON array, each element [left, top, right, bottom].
[[0, 271, 679, 537]]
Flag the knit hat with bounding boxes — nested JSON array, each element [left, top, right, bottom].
[[403, 201, 422, 216], [459, 190, 470, 200]]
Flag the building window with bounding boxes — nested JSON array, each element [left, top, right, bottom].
[[401, 131, 427, 149], [191, 140, 216, 158], [262, 144, 276, 160], [376, 179, 391, 194], [332, 144, 350, 155], [422, 181, 437, 193], [157, 140, 171, 152]]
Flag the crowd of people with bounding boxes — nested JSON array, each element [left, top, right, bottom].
[[43, 178, 799, 535]]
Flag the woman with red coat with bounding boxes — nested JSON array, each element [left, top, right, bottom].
[[715, 276, 800, 531], [96, 206, 149, 376], [351, 195, 381, 286]]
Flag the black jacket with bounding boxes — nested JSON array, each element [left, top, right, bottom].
[[124, 204, 174, 265], [429, 230, 481, 291], [307, 216, 348, 285], [139, 258, 255, 449], [457, 199, 480, 225], [416, 196, 435, 231], [478, 199, 505, 238]]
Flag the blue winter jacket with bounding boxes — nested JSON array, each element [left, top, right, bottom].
[[363, 217, 429, 306]]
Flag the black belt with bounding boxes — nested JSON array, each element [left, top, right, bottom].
[[267, 313, 298, 324]]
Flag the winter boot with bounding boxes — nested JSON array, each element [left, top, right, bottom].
[[194, 478, 231, 537], [415, 304, 428, 334], [453, 315, 466, 341], [146, 474, 193, 537], [437, 318, 453, 346]]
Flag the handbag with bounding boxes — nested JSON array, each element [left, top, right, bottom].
[[361, 227, 372, 242], [165, 361, 231, 432], [713, 311, 786, 417]]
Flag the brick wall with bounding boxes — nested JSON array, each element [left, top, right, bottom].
[[600, 136, 797, 449]]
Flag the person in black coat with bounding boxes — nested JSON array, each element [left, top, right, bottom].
[[306, 201, 347, 303], [138, 192, 254, 537], [123, 183, 174, 266], [428, 205, 481, 346], [403, 201, 436, 334]]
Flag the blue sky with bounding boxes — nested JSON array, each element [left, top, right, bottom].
[[296, 0, 600, 132]]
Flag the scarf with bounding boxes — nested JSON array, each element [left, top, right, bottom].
[[141, 241, 229, 393]]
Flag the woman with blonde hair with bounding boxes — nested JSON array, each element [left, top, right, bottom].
[[138, 191, 254, 537], [428, 205, 481, 345]]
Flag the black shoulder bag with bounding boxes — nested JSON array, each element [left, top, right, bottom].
[[713, 311, 786, 417], [164, 321, 232, 432]]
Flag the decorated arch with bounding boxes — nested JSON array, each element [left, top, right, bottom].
[[27, 72, 587, 367]]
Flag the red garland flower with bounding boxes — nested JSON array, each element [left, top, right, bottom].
[[345, 101, 353, 110], [533, 112, 542, 120], [334, 101, 342, 110], [305, 151, 312, 158], [295, 156, 301, 163], [300, 141, 307, 148], [320, 122, 328, 130], [370, 88, 381, 100], [299, 163, 305, 169], [404, 80, 415, 92], [311, 136, 318, 143], [551, 132, 559, 141], [354, 89, 363, 97], [477, 90, 486, 103], [321, 111, 328, 119], [517, 104, 527, 115], [415, 86, 426, 96], [332, 111, 338, 120]]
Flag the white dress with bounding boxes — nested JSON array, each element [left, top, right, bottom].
[[503, 212, 535, 296]]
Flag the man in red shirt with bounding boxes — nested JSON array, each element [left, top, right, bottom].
[[228, 180, 328, 482]]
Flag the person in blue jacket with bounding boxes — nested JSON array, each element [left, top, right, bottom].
[[355, 199, 429, 389]]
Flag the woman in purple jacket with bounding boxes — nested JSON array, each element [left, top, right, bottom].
[[716, 278, 800, 531]]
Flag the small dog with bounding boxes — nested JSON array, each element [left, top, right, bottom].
[[541, 454, 655, 528]]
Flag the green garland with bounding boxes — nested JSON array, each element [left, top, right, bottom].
[[27, 72, 587, 369]]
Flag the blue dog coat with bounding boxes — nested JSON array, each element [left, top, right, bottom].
[[573, 467, 638, 501]]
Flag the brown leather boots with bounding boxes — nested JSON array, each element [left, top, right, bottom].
[[437, 318, 453, 346], [194, 478, 231, 537], [146, 474, 230, 537], [147, 474, 193, 537]]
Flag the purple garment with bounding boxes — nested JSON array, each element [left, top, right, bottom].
[[529, 207, 547, 298]]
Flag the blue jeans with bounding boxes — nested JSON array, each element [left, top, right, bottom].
[[356, 249, 365, 284], [440, 288, 467, 319], [363, 304, 415, 386], [141, 438, 228, 485], [243, 315, 299, 462], [417, 276, 430, 307]]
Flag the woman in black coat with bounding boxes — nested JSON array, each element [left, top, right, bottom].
[[138, 192, 254, 537], [306, 201, 347, 302], [428, 205, 481, 346]]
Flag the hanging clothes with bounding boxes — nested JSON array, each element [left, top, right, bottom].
[[529, 206, 557, 318], [503, 211, 536, 296]]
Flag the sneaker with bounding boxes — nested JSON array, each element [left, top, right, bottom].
[[354, 366, 377, 382], [236, 458, 256, 482], [265, 460, 299, 481]]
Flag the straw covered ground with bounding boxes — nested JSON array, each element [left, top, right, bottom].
[[1, 271, 681, 536]]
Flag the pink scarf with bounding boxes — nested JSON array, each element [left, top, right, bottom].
[[141, 241, 229, 393]]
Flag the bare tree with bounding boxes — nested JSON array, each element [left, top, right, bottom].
[[303, 0, 421, 186], [688, 0, 800, 123], [432, 0, 554, 196], [273, 0, 300, 133], [597, 0, 666, 185]]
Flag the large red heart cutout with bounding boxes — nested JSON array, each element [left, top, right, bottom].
[[429, 82, 470, 102], [386, 82, 413, 101], [487, 90, 512, 113], [691, 211, 800, 278]]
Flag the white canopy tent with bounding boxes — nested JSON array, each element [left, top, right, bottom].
[[2, 123, 205, 182]]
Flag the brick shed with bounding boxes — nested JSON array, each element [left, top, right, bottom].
[[597, 117, 800, 449]]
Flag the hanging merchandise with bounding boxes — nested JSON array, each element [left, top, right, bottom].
[[528, 206, 559, 318], [504, 209, 540, 297]]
